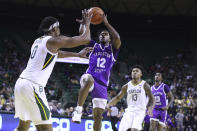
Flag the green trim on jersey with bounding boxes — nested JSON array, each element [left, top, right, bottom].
[[42, 53, 55, 70], [34, 90, 50, 120]]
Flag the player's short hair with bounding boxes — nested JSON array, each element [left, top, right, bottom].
[[38, 16, 58, 35], [155, 72, 163, 78], [131, 65, 144, 74], [96, 28, 112, 41]]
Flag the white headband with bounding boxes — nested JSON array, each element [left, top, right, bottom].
[[48, 21, 59, 31]]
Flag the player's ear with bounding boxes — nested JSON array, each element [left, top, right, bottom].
[[52, 28, 55, 33], [140, 71, 143, 77]]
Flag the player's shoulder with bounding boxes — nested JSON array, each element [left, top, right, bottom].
[[142, 80, 151, 89], [122, 82, 129, 90], [38, 35, 52, 40], [33, 36, 52, 47], [88, 40, 98, 47], [141, 80, 148, 86], [47, 35, 63, 43], [162, 83, 169, 89], [162, 83, 171, 93], [90, 39, 97, 44], [126, 80, 132, 86], [162, 83, 169, 87]]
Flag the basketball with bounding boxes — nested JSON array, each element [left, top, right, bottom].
[[88, 7, 104, 25]]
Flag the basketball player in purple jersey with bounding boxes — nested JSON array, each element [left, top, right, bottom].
[[72, 14, 121, 131], [149, 73, 174, 131]]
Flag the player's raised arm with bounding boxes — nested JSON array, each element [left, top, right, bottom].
[[107, 84, 128, 108], [47, 9, 92, 50], [144, 82, 155, 116], [58, 47, 93, 58], [103, 14, 121, 49], [76, 12, 87, 36]]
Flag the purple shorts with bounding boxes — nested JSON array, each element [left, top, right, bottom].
[[90, 79, 107, 99], [81, 73, 108, 99], [150, 108, 167, 126]]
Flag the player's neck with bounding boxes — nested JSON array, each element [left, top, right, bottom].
[[105, 42, 109, 46], [155, 81, 162, 86], [131, 78, 141, 85], [100, 42, 109, 46]]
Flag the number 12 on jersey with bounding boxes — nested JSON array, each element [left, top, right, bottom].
[[97, 58, 106, 68]]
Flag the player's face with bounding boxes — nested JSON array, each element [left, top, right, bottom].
[[155, 73, 162, 82], [99, 31, 111, 44], [131, 68, 142, 79]]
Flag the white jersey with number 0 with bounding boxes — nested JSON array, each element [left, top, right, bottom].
[[20, 35, 58, 87], [127, 80, 147, 111]]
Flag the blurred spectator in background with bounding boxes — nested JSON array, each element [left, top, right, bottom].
[[83, 106, 92, 117], [175, 109, 184, 131], [57, 103, 64, 115], [107, 106, 119, 131]]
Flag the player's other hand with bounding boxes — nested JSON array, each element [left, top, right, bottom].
[[106, 105, 112, 112], [147, 107, 153, 116], [103, 14, 109, 25], [78, 47, 93, 59], [161, 106, 168, 110]]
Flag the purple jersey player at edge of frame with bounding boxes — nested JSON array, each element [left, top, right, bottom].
[[86, 40, 119, 99], [151, 82, 170, 125], [149, 72, 174, 131]]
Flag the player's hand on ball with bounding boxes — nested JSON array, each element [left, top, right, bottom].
[[78, 47, 93, 58]]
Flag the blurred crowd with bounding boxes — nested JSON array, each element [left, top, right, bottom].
[[0, 38, 197, 131]]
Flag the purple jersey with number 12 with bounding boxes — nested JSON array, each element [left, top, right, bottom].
[[151, 83, 170, 109], [86, 40, 119, 99], [150, 83, 170, 124]]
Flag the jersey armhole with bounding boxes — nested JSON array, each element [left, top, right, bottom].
[[111, 45, 116, 62], [127, 81, 131, 91], [88, 43, 97, 59], [44, 36, 58, 56], [142, 81, 147, 90]]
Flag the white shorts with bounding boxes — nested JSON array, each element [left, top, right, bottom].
[[14, 78, 52, 125], [118, 109, 146, 131], [92, 98, 107, 109]]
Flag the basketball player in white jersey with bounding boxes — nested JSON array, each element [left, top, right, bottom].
[[14, 9, 92, 131], [106, 65, 155, 131]]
